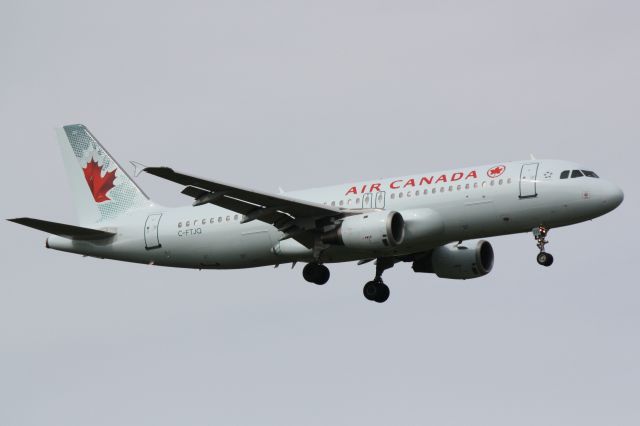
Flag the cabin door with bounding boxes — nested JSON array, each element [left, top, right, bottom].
[[144, 213, 162, 249], [519, 163, 539, 198]]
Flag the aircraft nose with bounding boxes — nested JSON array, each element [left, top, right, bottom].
[[603, 182, 624, 210], [610, 185, 624, 208]]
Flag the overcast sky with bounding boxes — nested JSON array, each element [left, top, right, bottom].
[[1, 1, 638, 425]]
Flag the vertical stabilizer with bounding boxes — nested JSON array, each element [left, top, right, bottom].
[[56, 124, 153, 225]]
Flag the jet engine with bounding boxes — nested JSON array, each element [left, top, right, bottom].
[[412, 240, 494, 279], [321, 211, 405, 250]]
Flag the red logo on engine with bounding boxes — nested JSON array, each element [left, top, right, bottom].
[[83, 158, 116, 202], [487, 165, 506, 178]]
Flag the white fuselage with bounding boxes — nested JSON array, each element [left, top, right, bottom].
[[46, 159, 623, 269]]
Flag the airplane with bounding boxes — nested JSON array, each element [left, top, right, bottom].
[[8, 124, 624, 303]]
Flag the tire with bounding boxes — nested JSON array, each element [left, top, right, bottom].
[[543, 253, 554, 267], [302, 263, 317, 283], [374, 283, 390, 303], [363, 281, 378, 300], [315, 265, 330, 285], [536, 252, 549, 266]]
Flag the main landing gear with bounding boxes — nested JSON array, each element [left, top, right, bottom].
[[363, 258, 395, 303], [533, 225, 554, 267], [303, 263, 330, 285]]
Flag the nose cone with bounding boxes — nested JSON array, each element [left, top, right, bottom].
[[602, 182, 624, 212], [610, 185, 624, 208]]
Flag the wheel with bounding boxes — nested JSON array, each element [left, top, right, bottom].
[[374, 283, 390, 303], [302, 263, 330, 285], [536, 252, 554, 267], [363, 281, 378, 300], [363, 281, 390, 303], [302, 263, 317, 283], [315, 264, 330, 285]]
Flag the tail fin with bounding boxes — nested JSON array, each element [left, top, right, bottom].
[[56, 124, 153, 225]]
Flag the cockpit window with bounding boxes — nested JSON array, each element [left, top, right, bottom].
[[571, 170, 584, 178], [560, 170, 570, 179], [582, 170, 599, 178]]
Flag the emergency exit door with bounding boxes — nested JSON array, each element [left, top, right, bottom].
[[144, 213, 162, 249], [362, 192, 385, 209], [362, 193, 373, 209], [519, 163, 539, 198]]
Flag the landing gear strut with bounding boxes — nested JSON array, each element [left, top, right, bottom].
[[303, 263, 330, 285], [533, 225, 554, 267], [363, 258, 394, 303]]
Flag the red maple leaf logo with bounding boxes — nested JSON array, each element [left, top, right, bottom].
[[83, 158, 116, 202], [487, 165, 505, 178]]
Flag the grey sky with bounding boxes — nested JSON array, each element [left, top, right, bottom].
[[1, 1, 638, 425]]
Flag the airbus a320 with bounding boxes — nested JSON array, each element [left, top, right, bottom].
[[9, 125, 624, 303]]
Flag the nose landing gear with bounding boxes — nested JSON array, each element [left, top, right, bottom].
[[533, 225, 554, 267]]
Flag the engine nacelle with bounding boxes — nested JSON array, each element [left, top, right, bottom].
[[322, 211, 405, 250], [413, 240, 494, 279]]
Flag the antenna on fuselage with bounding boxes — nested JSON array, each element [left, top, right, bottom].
[[530, 154, 537, 160]]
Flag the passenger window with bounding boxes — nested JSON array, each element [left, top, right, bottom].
[[474, 182, 478, 189], [415, 190, 420, 196], [490, 180, 495, 186], [186, 221, 190, 227], [465, 184, 470, 190], [498, 179, 503, 185], [178, 222, 182, 228], [560, 170, 570, 179], [582, 170, 599, 178], [218, 217, 222, 223], [448, 186, 453, 192], [440, 187, 445, 193], [210, 218, 215, 224], [424, 189, 428, 195], [202, 219, 206, 225], [571, 170, 584, 178], [234, 214, 239, 220], [407, 191, 411, 197], [390, 193, 395, 199], [226, 216, 230, 222], [356, 198, 361, 204], [331, 201, 335, 206], [456, 185, 461, 191], [507, 178, 512, 184], [339, 200, 344, 206], [399, 192, 403, 198], [432, 188, 436, 194]]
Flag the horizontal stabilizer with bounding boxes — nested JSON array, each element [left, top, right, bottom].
[[8, 217, 116, 240]]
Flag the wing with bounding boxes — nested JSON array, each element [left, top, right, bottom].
[[142, 166, 344, 244]]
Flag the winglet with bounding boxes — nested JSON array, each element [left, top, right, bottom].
[[130, 161, 147, 177]]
